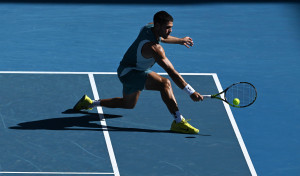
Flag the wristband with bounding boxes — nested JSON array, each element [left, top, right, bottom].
[[183, 84, 195, 95]]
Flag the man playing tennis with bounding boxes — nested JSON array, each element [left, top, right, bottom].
[[74, 11, 203, 134]]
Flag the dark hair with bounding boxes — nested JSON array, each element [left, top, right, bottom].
[[153, 11, 173, 26]]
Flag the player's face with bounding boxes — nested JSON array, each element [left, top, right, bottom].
[[159, 21, 173, 39]]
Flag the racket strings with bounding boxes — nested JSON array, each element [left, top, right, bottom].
[[225, 83, 257, 107]]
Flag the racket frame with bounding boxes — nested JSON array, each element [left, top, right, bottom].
[[203, 82, 257, 108]]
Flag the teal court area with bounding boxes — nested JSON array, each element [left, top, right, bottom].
[[0, 72, 255, 176], [1, 2, 300, 175]]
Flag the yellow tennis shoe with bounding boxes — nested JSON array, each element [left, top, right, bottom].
[[73, 95, 93, 111], [170, 118, 199, 134]]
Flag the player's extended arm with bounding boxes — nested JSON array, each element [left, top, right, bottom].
[[151, 44, 203, 101], [152, 44, 186, 88], [161, 36, 194, 48]]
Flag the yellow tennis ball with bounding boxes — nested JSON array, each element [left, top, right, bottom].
[[233, 98, 240, 105]]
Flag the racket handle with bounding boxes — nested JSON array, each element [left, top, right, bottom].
[[202, 95, 211, 99]]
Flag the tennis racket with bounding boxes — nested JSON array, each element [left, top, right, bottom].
[[202, 82, 257, 108]]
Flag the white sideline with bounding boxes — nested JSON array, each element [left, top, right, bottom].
[[88, 73, 120, 176], [212, 74, 257, 176]]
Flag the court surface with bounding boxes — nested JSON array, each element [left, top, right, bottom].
[[0, 72, 255, 176], [1, 1, 300, 176]]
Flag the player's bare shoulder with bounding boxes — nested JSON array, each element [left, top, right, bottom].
[[151, 43, 164, 53], [142, 42, 164, 59]]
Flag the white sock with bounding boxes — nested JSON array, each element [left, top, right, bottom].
[[89, 100, 101, 108], [173, 111, 183, 123]]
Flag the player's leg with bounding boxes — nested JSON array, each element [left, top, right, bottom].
[[145, 71, 178, 114], [98, 69, 146, 109], [99, 91, 140, 109], [74, 70, 145, 110], [73, 91, 140, 110], [145, 71, 199, 134]]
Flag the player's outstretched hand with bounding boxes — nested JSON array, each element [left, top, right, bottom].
[[181, 37, 194, 48], [190, 92, 203, 102]]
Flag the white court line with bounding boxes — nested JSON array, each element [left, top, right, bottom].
[[88, 73, 120, 176], [212, 74, 257, 176]]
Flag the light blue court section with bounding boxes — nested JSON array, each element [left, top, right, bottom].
[[94, 73, 252, 176], [0, 73, 113, 175], [1, 2, 300, 176], [0, 72, 255, 176]]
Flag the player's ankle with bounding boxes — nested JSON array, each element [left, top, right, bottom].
[[89, 100, 101, 108], [173, 111, 183, 123]]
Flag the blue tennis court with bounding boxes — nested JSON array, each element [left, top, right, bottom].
[[0, 1, 300, 176], [0, 72, 254, 176]]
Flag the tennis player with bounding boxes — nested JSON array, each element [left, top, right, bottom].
[[74, 11, 203, 134]]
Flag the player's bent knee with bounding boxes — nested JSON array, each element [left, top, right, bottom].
[[124, 104, 136, 109], [162, 78, 172, 90], [123, 102, 137, 109]]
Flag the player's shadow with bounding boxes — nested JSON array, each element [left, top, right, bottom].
[[8, 109, 175, 134]]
